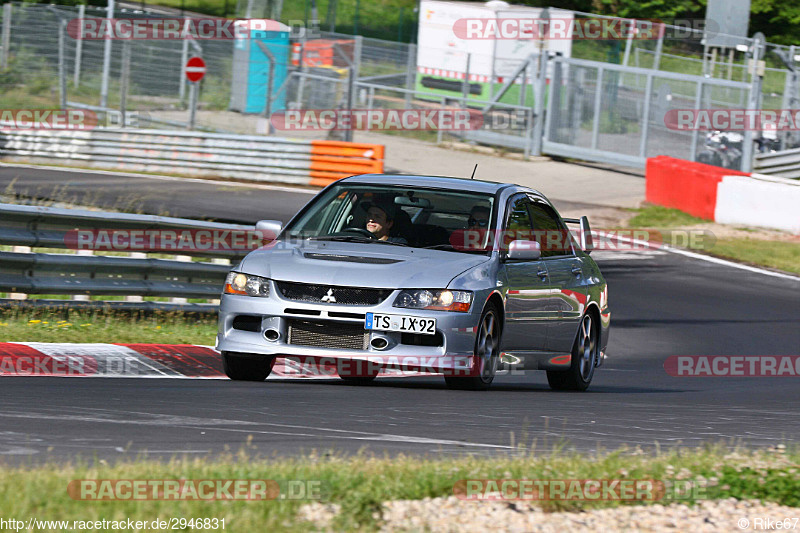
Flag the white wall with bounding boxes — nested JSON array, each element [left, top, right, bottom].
[[715, 173, 800, 234]]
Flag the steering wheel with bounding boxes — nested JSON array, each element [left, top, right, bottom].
[[340, 227, 378, 239]]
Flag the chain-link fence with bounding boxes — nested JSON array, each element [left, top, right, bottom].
[[1, 2, 799, 171]]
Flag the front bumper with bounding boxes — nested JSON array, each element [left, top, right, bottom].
[[217, 288, 482, 375]]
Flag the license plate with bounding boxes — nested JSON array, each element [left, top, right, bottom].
[[365, 313, 436, 335]]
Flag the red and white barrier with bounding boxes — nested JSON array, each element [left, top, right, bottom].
[[715, 174, 800, 233], [0, 343, 435, 380], [645, 156, 800, 234]]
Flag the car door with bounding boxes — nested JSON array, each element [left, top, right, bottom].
[[528, 199, 587, 353], [500, 196, 550, 351]]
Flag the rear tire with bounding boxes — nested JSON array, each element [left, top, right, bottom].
[[547, 313, 597, 391], [222, 352, 274, 381], [445, 302, 501, 391]]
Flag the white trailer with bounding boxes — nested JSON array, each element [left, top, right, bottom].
[[416, 0, 573, 102]]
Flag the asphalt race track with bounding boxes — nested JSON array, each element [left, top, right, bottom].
[[1, 167, 799, 462]]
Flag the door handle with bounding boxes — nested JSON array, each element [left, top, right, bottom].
[[571, 265, 582, 276], [537, 269, 548, 279]]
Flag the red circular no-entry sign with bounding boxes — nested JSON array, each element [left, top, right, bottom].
[[185, 56, 206, 83]]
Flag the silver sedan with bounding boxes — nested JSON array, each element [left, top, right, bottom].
[[216, 175, 610, 391]]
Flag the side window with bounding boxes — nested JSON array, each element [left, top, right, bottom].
[[528, 201, 573, 258], [504, 197, 535, 249]]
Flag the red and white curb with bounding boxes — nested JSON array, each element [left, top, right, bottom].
[[0, 343, 435, 379]]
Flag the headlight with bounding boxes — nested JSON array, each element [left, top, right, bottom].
[[224, 272, 270, 297], [393, 289, 472, 312]]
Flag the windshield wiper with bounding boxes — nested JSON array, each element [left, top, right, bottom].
[[423, 244, 489, 253], [308, 235, 408, 246], [308, 235, 375, 243]]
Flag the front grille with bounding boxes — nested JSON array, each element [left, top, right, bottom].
[[287, 320, 368, 350], [275, 281, 392, 306]]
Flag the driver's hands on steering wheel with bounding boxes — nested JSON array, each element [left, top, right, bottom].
[[341, 227, 378, 239]]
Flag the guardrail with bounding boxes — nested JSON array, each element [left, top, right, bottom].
[[0, 203, 249, 307], [0, 129, 385, 186], [753, 148, 800, 179]]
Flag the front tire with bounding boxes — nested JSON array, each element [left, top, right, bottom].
[[445, 303, 501, 391], [222, 352, 274, 381], [547, 313, 597, 391]]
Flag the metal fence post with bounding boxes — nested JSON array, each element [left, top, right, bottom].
[[779, 44, 797, 150], [437, 97, 445, 144], [73, 4, 84, 86], [179, 18, 190, 101], [345, 60, 355, 142], [120, 41, 131, 128], [100, 0, 115, 108], [741, 35, 765, 173], [295, 39, 306, 109], [689, 81, 703, 162], [58, 19, 67, 110], [653, 23, 664, 71], [353, 35, 362, 79], [404, 43, 416, 108], [256, 41, 276, 121], [590, 67, 604, 149], [524, 105, 534, 158], [531, 53, 548, 156], [188, 82, 198, 130], [638, 72, 654, 158], [462, 53, 471, 104], [1, 3, 11, 70]]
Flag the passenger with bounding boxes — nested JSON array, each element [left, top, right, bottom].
[[467, 205, 490, 230]]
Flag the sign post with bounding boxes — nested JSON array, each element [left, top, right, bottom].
[[185, 56, 206, 130]]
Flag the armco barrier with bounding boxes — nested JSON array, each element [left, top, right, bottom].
[[0, 129, 384, 186], [0, 202, 249, 302], [645, 156, 748, 220], [753, 147, 800, 179], [646, 156, 800, 234]]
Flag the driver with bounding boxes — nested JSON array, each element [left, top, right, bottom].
[[365, 202, 407, 244]]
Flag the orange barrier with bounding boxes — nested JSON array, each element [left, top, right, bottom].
[[645, 156, 748, 220], [308, 140, 385, 186], [291, 40, 355, 68]]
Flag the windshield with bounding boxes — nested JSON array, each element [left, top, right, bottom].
[[283, 184, 497, 253]]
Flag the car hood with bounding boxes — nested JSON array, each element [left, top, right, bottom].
[[238, 240, 491, 288]]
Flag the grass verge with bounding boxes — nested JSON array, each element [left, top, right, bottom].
[[0, 445, 797, 532], [626, 205, 800, 275], [710, 238, 800, 275], [0, 308, 217, 345]]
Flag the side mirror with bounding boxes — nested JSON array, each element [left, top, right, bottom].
[[507, 239, 541, 261], [255, 220, 282, 240], [579, 216, 593, 254]]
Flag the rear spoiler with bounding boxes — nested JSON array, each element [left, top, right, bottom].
[[561, 216, 594, 254]]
